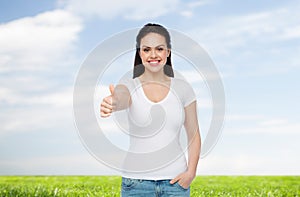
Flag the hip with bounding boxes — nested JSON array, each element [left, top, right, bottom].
[[121, 177, 190, 197]]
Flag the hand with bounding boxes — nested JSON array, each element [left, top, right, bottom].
[[169, 171, 195, 189], [100, 84, 115, 118]]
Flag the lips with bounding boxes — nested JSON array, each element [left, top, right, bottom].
[[148, 60, 161, 66]]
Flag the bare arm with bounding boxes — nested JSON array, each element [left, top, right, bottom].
[[170, 101, 201, 188], [100, 84, 131, 118], [184, 101, 201, 176], [113, 84, 132, 111]]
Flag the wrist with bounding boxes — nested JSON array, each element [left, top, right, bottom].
[[186, 168, 196, 178]]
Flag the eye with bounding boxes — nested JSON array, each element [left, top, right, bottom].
[[157, 47, 164, 51], [143, 48, 150, 52]]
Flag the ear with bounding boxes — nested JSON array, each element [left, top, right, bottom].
[[138, 48, 142, 58], [167, 49, 171, 57]]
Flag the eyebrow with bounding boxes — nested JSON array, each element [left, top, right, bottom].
[[141, 44, 166, 48]]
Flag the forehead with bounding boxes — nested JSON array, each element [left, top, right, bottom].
[[140, 32, 167, 47]]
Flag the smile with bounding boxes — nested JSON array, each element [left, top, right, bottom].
[[148, 60, 161, 66]]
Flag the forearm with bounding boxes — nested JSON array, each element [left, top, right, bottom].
[[171, 102, 201, 187], [187, 129, 201, 175], [113, 85, 131, 111], [113, 93, 130, 111], [183, 101, 201, 176]]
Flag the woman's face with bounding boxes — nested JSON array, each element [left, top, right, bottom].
[[139, 32, 170, 75]]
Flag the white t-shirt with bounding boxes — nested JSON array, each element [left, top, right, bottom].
[[119, 76, 196, 180]]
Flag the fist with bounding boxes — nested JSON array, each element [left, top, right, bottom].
[[100, 84, 115, 118]]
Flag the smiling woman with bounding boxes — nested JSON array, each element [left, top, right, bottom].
[[133, 24, 173, 79], [100, 23, 201, 197]]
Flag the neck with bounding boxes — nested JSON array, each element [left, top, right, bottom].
[[140, 70, 170, 82]]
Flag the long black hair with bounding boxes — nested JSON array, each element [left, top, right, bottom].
[[133, 23, 174, 78]]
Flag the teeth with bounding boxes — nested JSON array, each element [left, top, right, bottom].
[[149, 61, 159, 64]]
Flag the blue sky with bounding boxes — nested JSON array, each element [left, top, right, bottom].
[[0, 0, 300, 175]]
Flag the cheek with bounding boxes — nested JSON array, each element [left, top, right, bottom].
[[139, 52, 148, 60], [160, 52, 168, 60], [139, 51, 168, 62]]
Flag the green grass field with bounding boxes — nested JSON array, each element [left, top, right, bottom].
[[0, 176, 299, 196]]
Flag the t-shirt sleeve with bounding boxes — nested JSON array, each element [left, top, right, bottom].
[[183, 81, 196, 107]]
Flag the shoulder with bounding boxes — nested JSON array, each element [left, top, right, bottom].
[[171, 77, 196, 107], [172, 77, 194, 90]]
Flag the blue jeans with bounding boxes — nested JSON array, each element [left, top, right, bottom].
[[121, 177, 190, 197]]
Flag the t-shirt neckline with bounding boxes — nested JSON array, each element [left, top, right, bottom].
[[135, 77, 173, 104]]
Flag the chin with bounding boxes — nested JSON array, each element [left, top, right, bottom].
[[145, 65, 164, 73]]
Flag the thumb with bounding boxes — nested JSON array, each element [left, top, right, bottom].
[[109, 84, 115, 95]]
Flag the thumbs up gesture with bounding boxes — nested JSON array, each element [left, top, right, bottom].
[[100, 84, 115, 118]]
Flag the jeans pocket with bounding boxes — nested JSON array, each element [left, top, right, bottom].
[[175, 182, 189, 191], [122, 177, 141, 190]]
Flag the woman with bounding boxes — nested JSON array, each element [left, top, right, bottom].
[[100, 23, 201, 197]]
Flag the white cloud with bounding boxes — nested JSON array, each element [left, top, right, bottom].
[[226, 114, 300, 134], [180, 10, 193, 18], [187, 0, 212, 8], [198, 153, 300, 175], [279, 25, 300, 40], [60, 0, 180, 20], [187, 4, 300, 76], [0, 154, 118, 175], [0, 91, 74, 137], [199, 113, 300, 175], [226, 114, 265, 121], [259, 119, 288, 126], [0, 9, 83, 137], [0, 9, 82, 72], [180, 0, 214, 18], [238, 122, 300, 134], [59, 0, 214, 20], [0, 86, 73, 107], [189, 8, 300, 53]]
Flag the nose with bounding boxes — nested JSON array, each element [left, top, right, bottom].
[[150, 49, 157, 58]]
